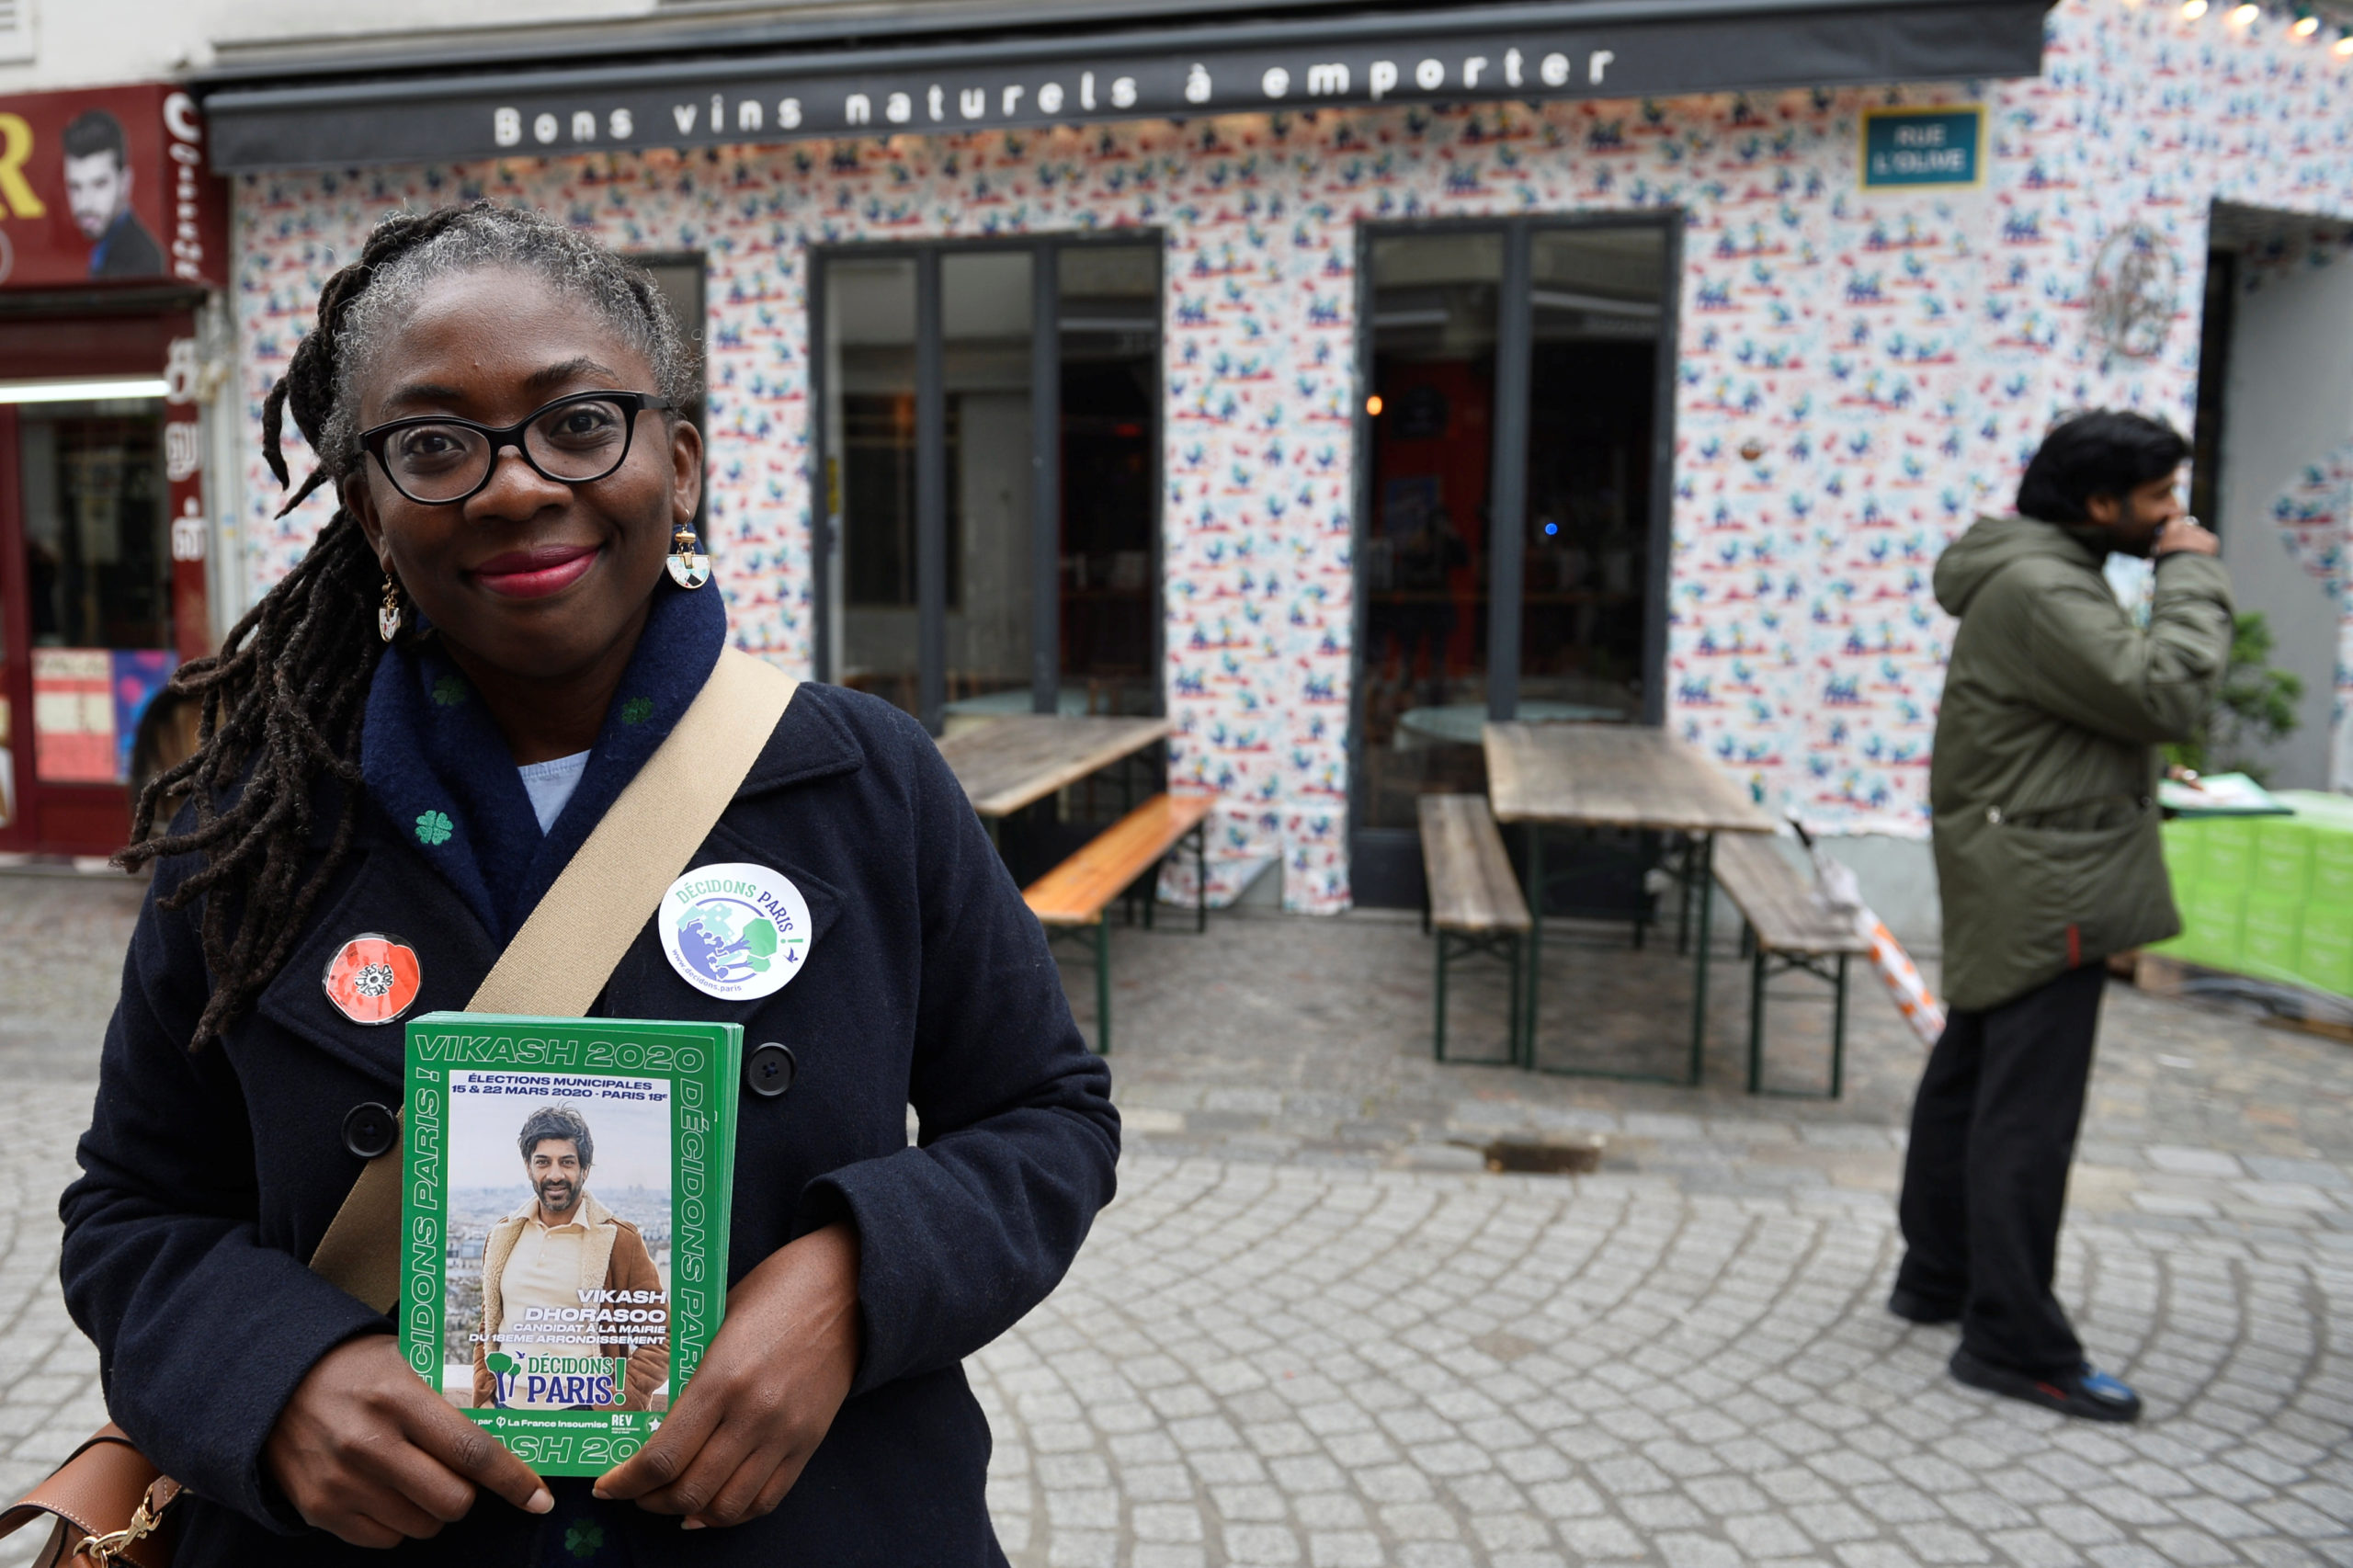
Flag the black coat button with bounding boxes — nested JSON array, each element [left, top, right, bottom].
[[745, 1042, 797, 1098], [342, 1102, 399, 1161]]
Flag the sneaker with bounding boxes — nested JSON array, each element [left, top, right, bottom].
[[1887, 1287, 1960, 1325], [1949, 1346, 2143, 1422]]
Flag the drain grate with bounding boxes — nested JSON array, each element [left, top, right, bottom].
[[1481, 1135, 1605, 1175]]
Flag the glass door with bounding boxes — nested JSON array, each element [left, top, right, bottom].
[[1351, 217, 1677, 906], [1522, 225, 1667, 721], [0, 391, 179, 854], [815, 236, 1163, 733], [1357, 231, 1502, 835]]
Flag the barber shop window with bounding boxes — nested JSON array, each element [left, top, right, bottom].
[[813, 236, 1163, 732]]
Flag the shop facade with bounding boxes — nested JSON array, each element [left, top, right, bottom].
[[201, 0, 2353, 909], [0, 83, 231, 856]]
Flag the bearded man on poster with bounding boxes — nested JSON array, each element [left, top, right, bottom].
[[62, 109, 164, 278], [1894, 410, 2232, 1422], [472, 1104, 669, 1412]]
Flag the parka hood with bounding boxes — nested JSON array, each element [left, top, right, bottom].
[[1933, 515, 2105, 618]]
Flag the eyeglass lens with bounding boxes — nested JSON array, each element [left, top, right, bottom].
[[381, 397, 636, 502]]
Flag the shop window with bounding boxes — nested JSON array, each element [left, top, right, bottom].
[[0, 391, 178, 842], [815, 236, 1163, 731], [1522, 226, 1666, 719], [1353, 217, 1677, 904], [25, 402, 170, 651], [1358, 232, 1503, 832], [1057, 244, 1165, 722]]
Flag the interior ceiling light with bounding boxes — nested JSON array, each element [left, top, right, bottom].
[[2337, 30, 2353, 50], [2296, 13, 2322, 33], [0, 377, 168, 404], [2229, 2, 2262, 22], [2182, 0, 2209, 17]]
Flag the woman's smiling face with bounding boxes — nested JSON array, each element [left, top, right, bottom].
[[342, 267, 701, 685]]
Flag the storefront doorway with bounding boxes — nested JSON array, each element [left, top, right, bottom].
[[0, 298, 204, 858], [1350, 216, 1677, 906], [813, 236, 1163, 733], [2191, 202, 2351, 790]]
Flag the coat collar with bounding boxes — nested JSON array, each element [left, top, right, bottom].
[[360, 582, 728, 941]]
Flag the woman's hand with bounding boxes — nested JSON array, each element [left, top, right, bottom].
[[594, 1221, 862, 1529], [263, 1334, 553, 1547]]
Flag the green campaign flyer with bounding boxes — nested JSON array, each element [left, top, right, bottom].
[[399, 1013, 742, 1477]]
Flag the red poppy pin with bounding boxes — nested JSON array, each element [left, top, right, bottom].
[[322, 933, 423, 1026]]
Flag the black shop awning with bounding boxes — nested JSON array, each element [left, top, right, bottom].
[[198, 0, 2049, 174]]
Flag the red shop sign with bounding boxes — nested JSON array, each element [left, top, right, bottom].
[[0, 82, 227, 290]]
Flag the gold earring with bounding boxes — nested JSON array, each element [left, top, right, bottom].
[[378, 573, 404, 642], [665, 524, 710, 590]]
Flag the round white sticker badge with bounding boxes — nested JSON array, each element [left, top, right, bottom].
[[657, 862, 813, 1002]]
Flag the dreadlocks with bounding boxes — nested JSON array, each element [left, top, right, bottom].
[[117, 200, 696, 1051]]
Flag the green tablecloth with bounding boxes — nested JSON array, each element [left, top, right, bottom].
[[2156, 790, 2353, 998]]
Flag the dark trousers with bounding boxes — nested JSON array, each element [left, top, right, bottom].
[[1894, 962, 2106, 1378]]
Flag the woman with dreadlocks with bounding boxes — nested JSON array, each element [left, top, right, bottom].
[[59, 202, 1117, 1565]]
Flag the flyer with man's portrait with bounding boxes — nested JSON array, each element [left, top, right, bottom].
[[399, 1014, 741, 1476]]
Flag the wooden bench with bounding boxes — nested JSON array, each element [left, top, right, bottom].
[[1024, 792, 1215, 1053], [1711, 834, 1870, 1098], [1419, 795, 1532, 1065]]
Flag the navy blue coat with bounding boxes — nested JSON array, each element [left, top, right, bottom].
[[59, 684, 1119, 1565]]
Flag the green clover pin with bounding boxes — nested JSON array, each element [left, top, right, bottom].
[[415, 810, 454, 846], [430, 675, 469, 708], [620, 696, 654, 725], [564, 1518, 605, 1558]]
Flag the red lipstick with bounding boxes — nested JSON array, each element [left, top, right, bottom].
[[472, 543, 599, 599]]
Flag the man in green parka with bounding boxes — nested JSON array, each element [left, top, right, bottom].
[[1893, 411, 2232, 1422]]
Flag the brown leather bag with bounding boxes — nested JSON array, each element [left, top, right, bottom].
[[0, 652, 796, 1565], [0, 1427, 179, 1567]]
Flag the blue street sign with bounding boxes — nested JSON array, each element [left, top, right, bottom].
[[1860, 107, 1983, 188]]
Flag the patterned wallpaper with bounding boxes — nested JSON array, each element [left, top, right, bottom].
[[232, 0, 2353, 913]]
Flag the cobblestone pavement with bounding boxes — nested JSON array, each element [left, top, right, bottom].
[[0, 872, 2349, 1567]]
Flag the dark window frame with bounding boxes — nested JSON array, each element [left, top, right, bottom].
[[1347, 210, 1683, 904], [809, 230, 1166, 733]]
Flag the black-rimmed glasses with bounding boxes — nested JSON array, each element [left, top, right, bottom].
[[358, 391, 676, 506]]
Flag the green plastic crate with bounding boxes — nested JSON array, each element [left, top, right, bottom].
[[2243, 898, 2302, 977], [2252, 816, 2317, 906], [2160, 818, 2204, 884], [2159, 877, 2246, 971], [2299, 918, 2353, 998], [2198, 815, 2258, 886]]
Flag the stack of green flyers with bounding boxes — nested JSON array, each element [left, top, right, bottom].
[[399, 1014, 743, 1476]]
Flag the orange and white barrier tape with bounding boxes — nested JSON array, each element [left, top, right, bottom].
[[1790, 813, 1947, 1049], [1860, 912, 1946, 1047]]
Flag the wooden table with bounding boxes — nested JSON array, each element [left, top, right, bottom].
[[1483, 722, 1777, 1084], [937, 714, 1173, 818]]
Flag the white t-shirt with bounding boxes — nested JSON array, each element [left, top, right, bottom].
[[517, 751, 590, 834]]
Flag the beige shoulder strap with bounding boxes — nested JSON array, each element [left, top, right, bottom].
[[309, 648, 799, 1309]]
